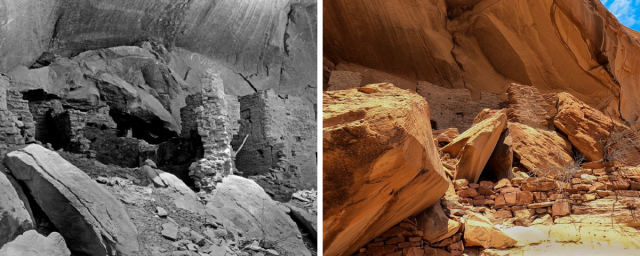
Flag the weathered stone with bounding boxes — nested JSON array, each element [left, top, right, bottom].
[[205, 175, 310, 256], [456, 188, 478, 198], [423, 247, 452, 256], [521, 182, 557, 192], [508, 123, 573, 175], [515, 191, 534, 205], [4, 144, 139, 256], [162, 223, 179, 241], [463, 219, 517, 249], [453, 179, 469, 190], [327, 71, 362, 91], [442, 110, 507, 183], [323, 83, 448, 256], [324, 0, 639, 124], [0, 230, 70, 256], [0, 171, 33, 247], [552, 200, 571, 217], [417, 203, 460, 243], [554, 92, 640, 164], [434, 128, 460, 144]]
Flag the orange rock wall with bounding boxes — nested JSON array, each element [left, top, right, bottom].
[[324, 0, 640, 122]]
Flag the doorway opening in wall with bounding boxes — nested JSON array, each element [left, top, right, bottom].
[[430, 120, 438, 130]]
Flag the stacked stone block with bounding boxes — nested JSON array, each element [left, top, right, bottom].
[[189, 71, 235, 191], [1, 88, 36, 156], [506, 83, 558, 130]]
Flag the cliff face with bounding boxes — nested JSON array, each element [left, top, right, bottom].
[[0, 0, 316, 103], [324, 0, 640, 122]]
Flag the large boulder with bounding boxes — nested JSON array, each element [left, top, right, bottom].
[[205, 175, 311, 256], [0, 230, 70, 256], [508, 123, 574, 175], [554, 92, 640, 165], [464, 219, 517, 249], [0, 170, 34, 247], [323, 83, 449, 256], [4, 144, 139, 256], [442, 109, 507, 183]]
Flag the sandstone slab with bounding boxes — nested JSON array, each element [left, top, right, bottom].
[[508, 123, 574, 175], [323, 83, 448, 256], [0, 230, 70, 256], [463, 219, 516, 249], [4, 144, 139, 256], [417, 203, 460, 243], [0, 170, 33, 247], [442, 110, 507, 183], [205, 175, 310, 256]]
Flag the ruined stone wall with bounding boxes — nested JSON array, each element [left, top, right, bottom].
[[507, 84, 558, 130], [27, 99, 64, 145], [188, 71, 235, 191], [232, 89, 317, 190], [225, 95, 241, 137], [417, 82, 500, 132], [2, 90, 36, 156]]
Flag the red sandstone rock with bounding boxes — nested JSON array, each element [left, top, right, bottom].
[[521, 182, 558, 192], [554, 92, 640, 165], [442, 110, 507, 183], [456, 188, 479, 198], [552, 200, 571, 217], [508, 123, 574, 176], [323, 83, 449, 256], [433, 128, 460, 144], [515, 191, 534, 205]]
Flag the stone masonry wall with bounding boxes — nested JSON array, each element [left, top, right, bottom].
[[232, 89, 317, 190], [417, 82, 500, 132], [188, 71, 235, 191], [507, 83, 558, 130], [225, 95, 240, 137], [1, 88, 36, 156]]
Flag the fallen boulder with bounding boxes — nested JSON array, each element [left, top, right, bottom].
[[0, 170, 33, 247], [442, 109, 507, 183], [323, 83, 448, 256], [0, 230, 70, 256], [554, 92, 640, 165], [206, 175, 311, 256], [417, 202, 460, 243], [4, 144, 140, 256], [508, 123, 574, 175], [464, 219, 517, 249]]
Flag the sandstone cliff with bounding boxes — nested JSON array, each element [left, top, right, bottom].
[[1, 0, 316, 104], [324, 0, 640, 123]]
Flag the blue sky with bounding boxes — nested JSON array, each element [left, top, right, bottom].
[[603, 0, 640, 31]]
